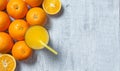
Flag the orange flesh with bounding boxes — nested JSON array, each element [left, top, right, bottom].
[[43, 0, 61, 15], [0, 54, 16, 71]]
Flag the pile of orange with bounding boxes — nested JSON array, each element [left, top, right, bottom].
[[0, 0, 61, 70]]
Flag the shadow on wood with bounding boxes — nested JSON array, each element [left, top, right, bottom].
[[49, 6, 64, 18], [15, 61, 21, 71], [45, 15, 52, 30], [21, 50, 37, 65]]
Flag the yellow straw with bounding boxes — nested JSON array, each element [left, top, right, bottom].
[[40, 40, 58, 55]]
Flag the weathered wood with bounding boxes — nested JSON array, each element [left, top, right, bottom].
[[16, 0, 119, 71]]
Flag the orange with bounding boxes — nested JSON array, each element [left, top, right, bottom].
[[26, 7, 47, 26], [42, 0, 61, 15], [12, 41, 32, 60], [0, 11, 10, 32], [0, 32, 14, 53], [7, 0, 28, 19], [0, 0, 8, 11], [24, 0, 43, 7], [0, 54, 16, 71], [9, 19, 29, 40]]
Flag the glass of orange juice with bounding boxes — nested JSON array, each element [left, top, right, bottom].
[[25, 26, 58, 55]]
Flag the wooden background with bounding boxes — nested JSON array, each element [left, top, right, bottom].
[[16, 0, 119, 71]]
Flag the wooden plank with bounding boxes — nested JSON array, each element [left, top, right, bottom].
[[15, 0, 119, 71]]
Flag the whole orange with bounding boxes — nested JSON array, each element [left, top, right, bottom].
[[9, 19, 29, 40], [12, 41, 32, 60], [26, 7, 47, 26], [0, 11, 10, 32], [0, 32, 14, 53], [0, 0, 8, 11], [7, 0, 28, 19], [24, 0, 43, 7]]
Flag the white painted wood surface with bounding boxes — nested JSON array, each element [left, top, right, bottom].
[[16, 0, 119, 71]]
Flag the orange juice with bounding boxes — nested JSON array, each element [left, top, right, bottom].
[[25, 26, 58, 55], [25, 26, 49, 49]]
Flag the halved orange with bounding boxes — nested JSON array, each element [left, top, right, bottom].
[[42, 0, 61, 15], [0, 54, 16, 71]]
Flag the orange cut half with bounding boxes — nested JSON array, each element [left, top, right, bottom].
[[0, 54, 16, 71], [42, 0, 61, 15]]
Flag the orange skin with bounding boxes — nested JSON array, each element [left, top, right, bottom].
[[9, 20, 29, 41], [26, 7, 47, 26], [24, 0, 43, 7], [12, 41, 32, 60], [0, 0, 8, 11], [7, 0, 28, 19], [0, 32, 14, 53], [0, 11, 10, 32]]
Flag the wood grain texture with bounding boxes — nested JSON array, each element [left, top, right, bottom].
[[15, 0, 119, 71]]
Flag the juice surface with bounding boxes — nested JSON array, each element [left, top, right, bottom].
[[25, 26, 49, 49]]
